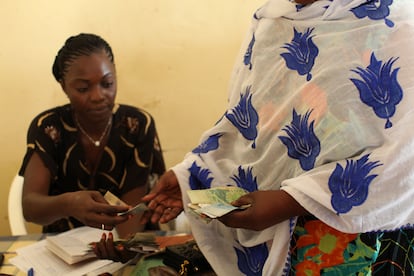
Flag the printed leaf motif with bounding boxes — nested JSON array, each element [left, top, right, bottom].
[[192, 133, 222, 154], [350, 52, 402, 129], [188, 161, 213, 190], [231, 166, 258, 193], [244, 34, 255, 70], [329, 154, 382, 214], [279, 109, 320, 171], [281, 28, 319, 81], [234, 243, 268, 276], [225, 86, 259, 148], [351, 0, 394, 27]]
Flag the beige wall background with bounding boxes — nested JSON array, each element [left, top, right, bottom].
[[0, 0, 263, 235]]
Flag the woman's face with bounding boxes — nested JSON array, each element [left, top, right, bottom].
[[61, 50, 116, 124]]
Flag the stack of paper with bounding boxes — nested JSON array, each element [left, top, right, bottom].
[[45, 228, 98, 265], [187, 186, 250, 222], [9, 226, 125, 276]]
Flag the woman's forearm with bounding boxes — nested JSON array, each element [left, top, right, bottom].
[[22, 192, 71, 225]]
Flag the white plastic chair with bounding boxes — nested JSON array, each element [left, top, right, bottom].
[[8, 174, 28, 235]]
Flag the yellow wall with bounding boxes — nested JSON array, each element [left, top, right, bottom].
[[0, 0, 263, 235]]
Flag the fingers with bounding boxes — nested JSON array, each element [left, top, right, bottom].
[[231, 195, 253, 207], [93, 232, 136, 263], [160, 207, 182, 223], [94, 233, 109, 259]]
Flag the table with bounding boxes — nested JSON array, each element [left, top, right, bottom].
[[0, 233, 45, 276], [0, 233, 216, 276]]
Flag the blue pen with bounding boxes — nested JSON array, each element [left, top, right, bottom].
[[27, 267, 34, 276]]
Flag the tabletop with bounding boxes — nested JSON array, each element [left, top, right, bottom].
[[0, 232, 215, 276]]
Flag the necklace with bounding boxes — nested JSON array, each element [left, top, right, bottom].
[[75, 115, 112, 147]]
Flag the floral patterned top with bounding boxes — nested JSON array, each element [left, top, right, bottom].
[[171, 0, 414, 275], [19, 104, 165, 232]]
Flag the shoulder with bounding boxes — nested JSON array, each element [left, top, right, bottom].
[[30, 105, 72, 128], [113, 104, 156, 136], [114, 104, 155, 124]]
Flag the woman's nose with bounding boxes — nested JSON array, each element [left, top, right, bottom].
[[89, 85, 105, 101]]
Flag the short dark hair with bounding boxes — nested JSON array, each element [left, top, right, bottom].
[[52, 33, 115, 82]]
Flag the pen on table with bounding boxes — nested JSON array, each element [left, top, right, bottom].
[[27, 267, 34, 276]]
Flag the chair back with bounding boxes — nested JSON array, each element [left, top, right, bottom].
[[8, 174, 27, 235]]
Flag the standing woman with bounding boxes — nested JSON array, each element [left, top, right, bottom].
[[142, 0, 414, 275], [20, 33, 165, 238]]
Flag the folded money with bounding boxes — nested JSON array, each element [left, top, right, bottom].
[[104, 191, 148, 216], [187, 187, 250, 221], [115, 232, 159, 253]]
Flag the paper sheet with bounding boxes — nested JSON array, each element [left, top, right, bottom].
[[9, 227, 121, 276]]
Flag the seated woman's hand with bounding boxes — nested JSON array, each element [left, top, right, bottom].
[[67, 191, 130, 230], [91, 232, 137, 263]]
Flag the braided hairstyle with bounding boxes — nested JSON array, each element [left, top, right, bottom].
[[52, 33, 115, 82]]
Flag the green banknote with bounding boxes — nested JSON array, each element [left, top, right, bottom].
[[187, 187, 249, 220]]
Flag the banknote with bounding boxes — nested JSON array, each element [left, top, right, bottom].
[[104, 191, 148, 216], [89, 232, 159, 253], [187, 186, 248, 205], [115, 232, 159, 253], [118, 203, 148, 216], [187, 187, 250, 220], [104, 191, 128, 207]]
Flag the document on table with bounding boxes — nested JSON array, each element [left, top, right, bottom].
[[9, 227, 125, 276]]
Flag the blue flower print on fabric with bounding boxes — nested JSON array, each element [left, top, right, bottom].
[[225, 86, 259, 149], [244, 34, 255, 70], [192, 133, 222, 155], [281, 27, 319, 81], [329, 154, 382, 214], [188, 161, 213, 190], [350, 52, 402, 129], [279, 109, 320, 171], [231, 166, 258, 193], [234, 243, 268, 276], [351, 0, 394, 28]]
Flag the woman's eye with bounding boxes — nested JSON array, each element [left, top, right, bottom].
[[76, 87, 88, 93], [102, 82, 114, 89]]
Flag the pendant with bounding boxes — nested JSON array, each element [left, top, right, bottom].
[[94, 141, 100, 147]]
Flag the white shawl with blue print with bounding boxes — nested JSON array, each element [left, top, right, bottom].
[[172, 0, 414, 275]]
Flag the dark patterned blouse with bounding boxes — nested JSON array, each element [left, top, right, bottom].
[[19, 104, 166, 233]]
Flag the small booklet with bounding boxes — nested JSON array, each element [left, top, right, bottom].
[[104, 191, 148, 216], [45, 226, 102, 265]]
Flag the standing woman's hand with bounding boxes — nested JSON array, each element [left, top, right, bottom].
[[218, 190, 308, 231], [141, 170, 183, 224]]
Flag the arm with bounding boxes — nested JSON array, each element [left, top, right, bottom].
[[22, 152, 129, 230], [218, 190, 309, 231]]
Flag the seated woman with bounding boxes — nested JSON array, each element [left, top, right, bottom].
[[20, 33, 165, 239]]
